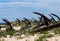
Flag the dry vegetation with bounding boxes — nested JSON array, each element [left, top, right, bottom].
[[0, 12, 60, 41]]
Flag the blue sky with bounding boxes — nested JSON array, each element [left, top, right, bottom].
[[0, 0, 60, 22]]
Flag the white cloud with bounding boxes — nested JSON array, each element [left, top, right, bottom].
[[0, 0, 54, 8], [0, 0, 60, 8], [0, 0, 60, 13], [0, 2, 35, 5], [0, 2, 36, 8]]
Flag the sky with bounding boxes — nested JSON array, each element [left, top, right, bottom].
[[0, 0, 60, 23]]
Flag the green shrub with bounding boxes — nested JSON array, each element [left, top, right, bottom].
[[52, 28, 60, 34], [0, 31, 5, 37], [5, 30, 16, 35], [35, 36, 43, 41], [40, 31, 49, 34]]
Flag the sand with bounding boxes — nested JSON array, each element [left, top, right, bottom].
[[1, 34, 39, 41]]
